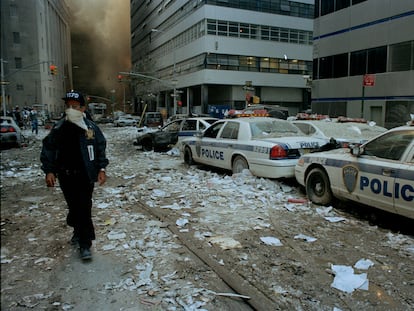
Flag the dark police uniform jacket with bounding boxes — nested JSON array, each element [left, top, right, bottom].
[[40, 117, 109, 183]]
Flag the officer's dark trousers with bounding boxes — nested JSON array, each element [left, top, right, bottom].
[[58, 171, 95, 249]]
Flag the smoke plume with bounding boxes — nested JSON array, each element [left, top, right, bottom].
[[69, 0, 131, 98]]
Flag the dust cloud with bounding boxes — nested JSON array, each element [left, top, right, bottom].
[[69, 0, 131, 96]]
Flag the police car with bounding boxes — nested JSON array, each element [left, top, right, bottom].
[[295, 125, 414, 219], [291, 117, 387, 147], [180, 117, 326, 178]]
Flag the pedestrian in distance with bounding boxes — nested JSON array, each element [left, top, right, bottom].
[[40, 90, 109, 260], [30, 108, 39, 135]]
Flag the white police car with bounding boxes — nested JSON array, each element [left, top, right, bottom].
[[295, 125, 414, 219], [180, 117, 326, 178]]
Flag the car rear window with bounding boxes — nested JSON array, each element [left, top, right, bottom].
[[251, 120, 302, 138]]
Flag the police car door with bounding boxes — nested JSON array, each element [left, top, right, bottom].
[[353, 131, 414, 215], [216, 121, 240, 169], [197, 121, 224, 166], [394, 138, 414, 219]]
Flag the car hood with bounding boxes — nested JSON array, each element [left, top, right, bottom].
[[258, 136, 328, 149]]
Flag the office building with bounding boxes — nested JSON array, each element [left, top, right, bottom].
[[1, 0, 72, 119], [312, 0, 414, 128], [130, 0, 314, 117]]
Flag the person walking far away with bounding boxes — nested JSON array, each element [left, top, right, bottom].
[[40, 90, 109, 260], [30, 108, 39, 135]]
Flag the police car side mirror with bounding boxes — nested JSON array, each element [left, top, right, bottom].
[[350, 144, 362, 157], [195, 130, 203, 138]]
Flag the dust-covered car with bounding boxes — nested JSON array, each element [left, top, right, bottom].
[[0, 116, 22, 149], [291, 117, 387, 147], [136, 117, 218, 152], [180, 117, 326, 178], [114, 115, 138, 127], [295, 124, 414, 219]]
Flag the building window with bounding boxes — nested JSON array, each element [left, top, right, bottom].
[[336, 0, 350, 10], [229, 22, 238, 37], [13, 32, 20, 44], [261, 26, 270, 40], [385, 101, 414, 129], [352, 0, 367, 5], [207, 19, 217, 35], [321, 0, 335, 16], [350, 50, 366, 76], [389, 41, 413, 72], [319, 56, 333, 79], [333, 53, 348, 77], [218, 21, 227, 36], [10, 4, 17, 17], [240, 23, 250, 38], [367, 46, 387, 74], [15, 57, 22, 69]]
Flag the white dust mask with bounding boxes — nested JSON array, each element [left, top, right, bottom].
[[65, 107, 88, 130]]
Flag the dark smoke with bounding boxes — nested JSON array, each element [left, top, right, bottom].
[[69, 0, 131, 101]]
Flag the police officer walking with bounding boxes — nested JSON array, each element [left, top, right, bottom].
[[40, 90, 109, 260]]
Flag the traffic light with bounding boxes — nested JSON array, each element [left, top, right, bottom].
[[117, 74, 122, 82], [49, 64, 57, 75]]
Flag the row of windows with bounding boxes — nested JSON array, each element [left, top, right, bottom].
[[205, 54, 311, 74], [314, 0, 367, 18], [145, 18, 312, 73], [313, 40, 414, 80], [154, 53, 311, 81], [204, 0, 314, 19], [207, 19, 313, 45]]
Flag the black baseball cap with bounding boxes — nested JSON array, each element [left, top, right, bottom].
[[62, 90, 85, 105]]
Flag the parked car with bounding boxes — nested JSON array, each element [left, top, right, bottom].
[[291, 117, 387, 147], [295, 124, 414, 219], [136, 117, 218, 152], [114, 115, 138, 127], [0, 116, 22, 149], [97, 116, 114, 124], [166, 113, 211, 124], [139, 112, 163, 128], [180, 117, 326, 178]]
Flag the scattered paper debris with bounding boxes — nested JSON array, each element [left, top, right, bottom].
[[294, 234, 317, 243], [260, 236, 283, 246], [354, 258, 374, 270], [330, 264, 369, 293], [208, 236, 242, 249]]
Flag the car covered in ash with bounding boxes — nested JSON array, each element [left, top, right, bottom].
[[291, 115, 387, 147], [135, 117, 218, 152], [180, 117, 326, 179], [295, 124, 414, 219], [1, 116, 23, 149], [114, 115, 139, 127]]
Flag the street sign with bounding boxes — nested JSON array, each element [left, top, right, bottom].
[[363, 74, 375, 87], [243, 86, 255, 91]]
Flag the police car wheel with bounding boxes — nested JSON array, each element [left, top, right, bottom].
[[184, 146, 194, 165], [232, 156, 248, 174], [142, 139, 153, 151], [306, 167, 333, 205]]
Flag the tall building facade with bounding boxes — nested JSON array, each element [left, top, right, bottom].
[[312, 0, 414, 128], [131, 0, 314, 117], [1, 0, 72, 119]]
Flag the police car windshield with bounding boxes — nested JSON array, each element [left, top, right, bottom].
[[251, 120, 301, 138]]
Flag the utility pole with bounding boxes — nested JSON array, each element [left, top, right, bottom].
[[1, 59, 8, 116]]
